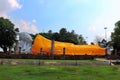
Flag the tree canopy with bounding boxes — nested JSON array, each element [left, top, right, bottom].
[[39, 28, 86, 44], [111, 20, 120, 52], [0, 17, 16, 52]]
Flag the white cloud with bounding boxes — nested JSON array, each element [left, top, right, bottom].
[[16, 20, 39, 34], [8, 0, 22, 9], [32, 19, 36, 23], [31, 25, 39, 33], [0, 0, 22, 18], [0, 0, 38, 34], [0, 13, 9, 18]]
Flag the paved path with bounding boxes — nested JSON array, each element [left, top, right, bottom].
[[95, 58, 120, 65]]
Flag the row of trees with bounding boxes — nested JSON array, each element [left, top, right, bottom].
[[30, 28, 87, 45], [1, 17, 120, 55], [38, 28, 87, 45]]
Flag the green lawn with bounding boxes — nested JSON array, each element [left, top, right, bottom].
[[0, 65, 120, 80]]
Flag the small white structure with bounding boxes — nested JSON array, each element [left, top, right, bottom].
[[18, 32, 33, 53], [0, 48, 3, 52]]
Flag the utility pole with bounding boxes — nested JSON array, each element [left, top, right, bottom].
[[104, 27, 107, 41]]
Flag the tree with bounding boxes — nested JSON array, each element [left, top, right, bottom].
[[94, 36, 103, 44], [78, 35, 86, 45], [48, 30, 52, 34], [59, 28, 79, 44], [111, 21, 120, 53], [59, 28, 67, 42], [48, 30, 53, 39], [59, 28, 67, 35], [0, 17, 16, 53], [68, 30, 78, 44], [52, 32, 60, 41]]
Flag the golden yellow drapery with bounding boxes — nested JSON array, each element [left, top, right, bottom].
[[31, 35, 105, 55]]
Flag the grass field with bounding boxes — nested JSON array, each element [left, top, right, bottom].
[[0, 65, 120, 80]]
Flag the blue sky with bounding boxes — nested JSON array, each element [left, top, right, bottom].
[[1, 0, 120, 43]]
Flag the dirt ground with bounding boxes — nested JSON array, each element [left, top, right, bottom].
[[0, 59, 110, 66]]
